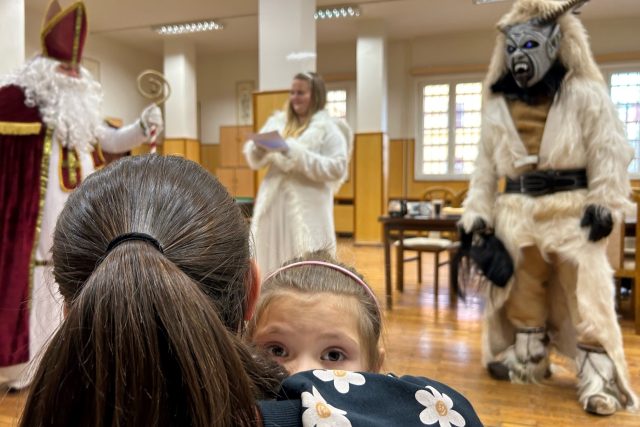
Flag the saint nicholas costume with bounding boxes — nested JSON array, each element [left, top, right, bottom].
[[0, 1, 161, 388]]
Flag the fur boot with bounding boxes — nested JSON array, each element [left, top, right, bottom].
[[576, 344, 625, 415], [489, 328, 550, 383]]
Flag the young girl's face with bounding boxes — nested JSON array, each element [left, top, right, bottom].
[[289, 78, 312, 119], [252, 291, 369, 374]]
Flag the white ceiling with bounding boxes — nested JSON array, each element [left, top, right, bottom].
[[26, 0, 640, 55]]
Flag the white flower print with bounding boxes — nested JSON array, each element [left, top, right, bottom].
[[302, 386, 352, 427], [415, 385, 466, 427], [313, 369, 366, 394]]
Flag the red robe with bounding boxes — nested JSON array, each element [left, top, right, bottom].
[[0, 85, 46, 366]]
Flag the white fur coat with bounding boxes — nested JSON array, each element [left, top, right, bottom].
[[244, 110, 352, 275]]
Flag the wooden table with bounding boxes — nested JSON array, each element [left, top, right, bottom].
[[379, 215, 460, 310]]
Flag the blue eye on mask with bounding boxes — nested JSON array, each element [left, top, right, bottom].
[[503, 20, 561, 89]]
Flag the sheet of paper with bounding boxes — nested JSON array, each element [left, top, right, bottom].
[[249, 130, 288, 152]]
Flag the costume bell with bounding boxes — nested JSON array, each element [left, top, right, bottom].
[[0, 0, 163, 389], [460, 0, 638, 415]]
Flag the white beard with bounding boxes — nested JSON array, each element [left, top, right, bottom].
[[0, 56, 105, 153]]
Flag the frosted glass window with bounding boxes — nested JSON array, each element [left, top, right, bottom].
[[418, 81, 482, 177], [610, 72, 640, 174], [327, 89, 347, 120]]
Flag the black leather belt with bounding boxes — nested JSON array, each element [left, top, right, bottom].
[[504, 168, 588, 197]]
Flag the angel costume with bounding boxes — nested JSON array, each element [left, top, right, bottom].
[[244, 110, 352, 276]]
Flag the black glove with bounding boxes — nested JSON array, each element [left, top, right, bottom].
[[457, 217, 487, 251], [454, 216, 513, 290], [468, 217, 487, 234], [580, 204, 613, 242]]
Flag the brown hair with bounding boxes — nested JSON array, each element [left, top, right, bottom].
[[247, 250, 383, 372], [282, 71, 327, 138], [20, 155, 284, 427]]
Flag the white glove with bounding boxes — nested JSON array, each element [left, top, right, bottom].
[[139, 104, 164, 137]]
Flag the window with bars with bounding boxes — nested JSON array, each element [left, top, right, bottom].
[[326, 89, 348, 120], [609, 71, 640, 176], [416, 80, 482, 179]]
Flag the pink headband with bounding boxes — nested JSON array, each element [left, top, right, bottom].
[[262, 260, 381, 311]]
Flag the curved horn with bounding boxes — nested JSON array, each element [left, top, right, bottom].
[[539, 0, 590, 25]]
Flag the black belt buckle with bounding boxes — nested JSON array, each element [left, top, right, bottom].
[[519, 170, 555, 196]]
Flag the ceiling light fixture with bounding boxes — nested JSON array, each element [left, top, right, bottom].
[[153, 20, 224, 35], [472, 0, 508, 4], [314, 5, 361, 20]]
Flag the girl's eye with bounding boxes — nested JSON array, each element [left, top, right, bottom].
[[265, 344, 288, 358], [523, 40, 539, 49], [321, 349, 347, 362], [506, 45, 516, 54]]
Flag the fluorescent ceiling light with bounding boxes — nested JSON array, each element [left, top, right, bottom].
[[153, 20, 224, 35], [314, 5, 361, 20], [286, 51, 318, 61], [473, 0, 507, 4]]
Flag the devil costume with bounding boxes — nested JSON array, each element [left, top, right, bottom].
[[460, 0, 638, 415]]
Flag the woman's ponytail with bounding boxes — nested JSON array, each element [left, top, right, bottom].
[[20, 155, 273, 426]]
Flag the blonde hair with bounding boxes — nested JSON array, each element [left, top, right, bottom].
[[282, 72, 327, 138], [248, 250, 383, 371]]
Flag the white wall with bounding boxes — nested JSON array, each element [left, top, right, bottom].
[[18, 8, 640, 146], [0, 0, 25, 75], [584, 18, 640, 54], [196, 44, 357, 145], [197, 51, 259, 144], [24, 7, 161, 125], [317, 42, 356, 74], [397, 17, 640, 140]]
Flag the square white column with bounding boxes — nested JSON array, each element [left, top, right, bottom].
[[163, 39, 198, 139], [258, 0, 316, 91], [356, 20, 388, 133], [0, 0, 25, 74]]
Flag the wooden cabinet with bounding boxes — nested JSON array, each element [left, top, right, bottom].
[[217, 167, 254, 198], [220, 126, 253, 167], [217, 125, 255, 198], [334, 157, 355, 235], [334, 203, 354, 234]]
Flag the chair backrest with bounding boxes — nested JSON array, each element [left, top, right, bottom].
[[606, 220, 624, 270], [633, 189, 640, 333], [452, 187, 468, 208], [608, 189, 639, 273], [421, 187, 456, 206]]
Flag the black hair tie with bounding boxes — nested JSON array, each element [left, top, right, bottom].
[[106, 232, 164, 254]]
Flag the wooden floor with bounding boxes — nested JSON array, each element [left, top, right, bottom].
[[2, 239, 639, 426]]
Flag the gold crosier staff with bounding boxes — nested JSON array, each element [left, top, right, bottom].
[[136, 70, 171, 154]]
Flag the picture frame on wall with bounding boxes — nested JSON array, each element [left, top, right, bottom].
[[236, 80, 254, 125], [82, 57, 100, 82]]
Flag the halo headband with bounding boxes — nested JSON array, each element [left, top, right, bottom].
[[106, 232, 164, 254], [299, 71, 315, 80], [263, 260, 380, 310]]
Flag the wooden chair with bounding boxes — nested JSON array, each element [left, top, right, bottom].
[[452, 187, 468, 209], [395, 187, 457, 302], [610, 189, 640, 333]]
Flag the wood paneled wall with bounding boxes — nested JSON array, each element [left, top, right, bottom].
[[253, 90, 290, 189], [388, 139, 639, 203], [163, 138, 201, 163], [130, 144, 152, 156], [354, 132, 387, 244], [388, 138, 468, 200], [201, 144, 220, 176]]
